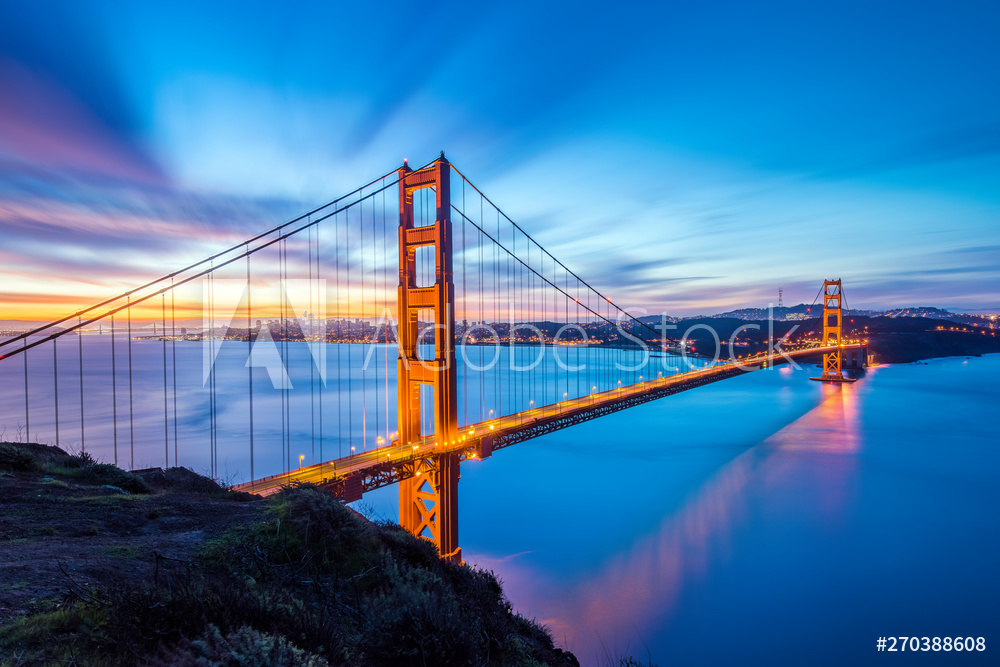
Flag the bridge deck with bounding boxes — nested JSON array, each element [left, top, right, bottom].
[[234, 344, 861, 498]]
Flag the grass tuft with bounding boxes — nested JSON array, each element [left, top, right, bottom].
[[48, 462, 150, 494], [0, 443, 37, 472]]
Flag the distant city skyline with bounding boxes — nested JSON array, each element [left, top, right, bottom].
[[2, 1, 999, 320], [2, 300, 996, 335]]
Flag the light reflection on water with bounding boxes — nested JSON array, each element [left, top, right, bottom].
[[432, 355, 998, 666], [475, 380, 864, 661]]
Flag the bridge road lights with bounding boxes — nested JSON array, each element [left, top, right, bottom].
[[299, 454, 304, 470]]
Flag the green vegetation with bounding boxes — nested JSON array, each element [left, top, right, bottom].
[[0, 443, 36, 472], [101, 545, 141, 559], [150, 625, 332, 667], [0, 446, 578, 667], [0, 443, 149, 494], [48, 460, 150, 495]]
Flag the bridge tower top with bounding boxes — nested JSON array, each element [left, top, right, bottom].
[[822, 279, 842, 347]]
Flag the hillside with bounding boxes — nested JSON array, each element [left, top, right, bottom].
[[0, 442, 578, 666], [658, 315, 1000, 363]]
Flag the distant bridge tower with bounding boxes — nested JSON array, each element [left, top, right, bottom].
[[778, 285, 783, 308], [811, 278, 855, 383], [396, 153, 462, 563]]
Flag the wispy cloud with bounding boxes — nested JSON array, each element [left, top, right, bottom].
[[1, 2, 999, 319], [0, 59, 162, 184]]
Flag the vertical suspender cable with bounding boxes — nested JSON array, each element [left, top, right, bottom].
[[286, 239, 292, 470], [247, 247, 255, 482], [495, 207, 500, 417], [111, 314, 117, 464], [530, 241, 535, 409], [78, 316, 85, 451], [382, 179, 389, 444], [519, 229, 524, 411], [52, 338, 59, 448], [336, 206, 343, 459], [162, 295, 168, 465], [504, 208, 511, 415], [461, 177, 467, 428], [171, 283, 178, 467], [347, 200, 354, 455], [360, 190, 367, 449], [308, 222, 315, 464], [577, 282, 581, 398], [371, 190, 378, 449], [479, 195, 484, 422], [513, 221, 519, 412], [508, 216, 514, 413], [209, 273, 217, 480], [127, 297, 134, 470], [317, 211, 325, 472], [22, 338, 29, 442], [280, 239, 287, 471]]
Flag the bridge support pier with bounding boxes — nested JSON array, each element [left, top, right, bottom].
[[399, 453, 460, 561], [396, 154, 462, 563], [842, 344, 868, 371]]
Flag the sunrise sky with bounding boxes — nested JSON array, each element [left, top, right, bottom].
[[2, 0, 999, 321]]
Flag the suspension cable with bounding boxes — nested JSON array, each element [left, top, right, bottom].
[[0, 167, 429, 363], [0, 166, 411, 352], [451, 203, 651, 339], [450, 163, 668, 343]]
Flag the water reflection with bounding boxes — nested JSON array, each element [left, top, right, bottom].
[[768, 379, 863, 455], [474, 379, 867, 663]]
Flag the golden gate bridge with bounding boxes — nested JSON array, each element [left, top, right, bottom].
[[0, 154, 865, 562]]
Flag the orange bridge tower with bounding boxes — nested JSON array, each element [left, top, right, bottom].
[[811, 278, 856, 383], [396, 153, 462, 563]]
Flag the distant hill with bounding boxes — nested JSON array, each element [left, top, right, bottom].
[[704, 304, 997, 328], [710, 304, 814, 321], [632, 312, 1000, 363]]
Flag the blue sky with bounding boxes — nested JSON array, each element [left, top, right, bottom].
[[1, 0, 998, 317]]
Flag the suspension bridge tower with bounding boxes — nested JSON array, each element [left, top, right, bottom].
[[396, 153, 463, 563], [811, 278, 855, 383]]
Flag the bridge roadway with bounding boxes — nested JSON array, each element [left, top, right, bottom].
[[235, 343, 863, 499]]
